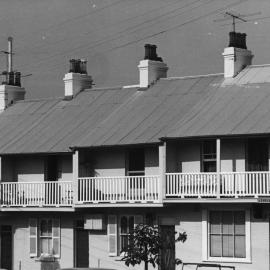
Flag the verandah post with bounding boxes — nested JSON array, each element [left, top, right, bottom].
[[159, 142, 166, 203], [216, 138, 221, 198], [72, 150, 79, 204]]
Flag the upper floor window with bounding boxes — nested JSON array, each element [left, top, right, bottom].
[[247, 139, 268, 171], [126, 149, 145, 176], [202, 141, 216, 172]]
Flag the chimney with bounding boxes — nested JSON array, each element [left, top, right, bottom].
[[222, 32, 253, 78], [63, 59, 93, 98], [0, 37, 25, 112], [0, 73, 25, 112], [138, 44, 168, 88]]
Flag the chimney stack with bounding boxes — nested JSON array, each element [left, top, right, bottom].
[[138, 44, 168, 88], [0, 37, 25, 112], [223, 32, 253, 78], [63, 59, 93, 98]]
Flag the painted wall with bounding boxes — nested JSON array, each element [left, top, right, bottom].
[[168, 139, 247, 173], [15, 156, 45, 182], [59, 155, 72, 182], [1, 205, 269, 270]]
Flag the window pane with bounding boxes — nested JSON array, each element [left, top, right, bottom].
[[129, 216, 134, 233], [41, 238, 49, 254], [222, 212, 233, 235], [121, 217, 128, 233], [203, 161, 216, 172], [30, 238, 37, 254], [222, 235, 234, 257], [235, 235, 246, 258], [48, 220, 52, 237], [53, 238, 60, 255], [234, 211, 245, 235], [53, 219, 60, 237], [48, 238, 53, 254], [210, 212, 221, 234], [121, 235, 128, 251], [40, 220, 48, 236], [210, 235, 222, 257]]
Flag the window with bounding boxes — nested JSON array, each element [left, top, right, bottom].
[[126, 149, 145, 176], [119, 216, 135, 251], [107, 215, 143, 256], [247, 139, 268, 171], [29, 218, 60, 258], [202, 210, 251, 262], [202, 141, 216, 172]]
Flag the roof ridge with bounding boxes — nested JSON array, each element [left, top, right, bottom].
[[162, 73, 224, 80]]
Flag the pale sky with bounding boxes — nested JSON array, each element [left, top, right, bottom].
[[0, 0, 270, 99]]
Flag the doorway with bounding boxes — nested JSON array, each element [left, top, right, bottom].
[[1, 225, 12, 270], [160, 225, 175, 270], [74, 221, 89, 268]]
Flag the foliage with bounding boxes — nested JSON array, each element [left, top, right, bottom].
[[120, 224, 187, 270]]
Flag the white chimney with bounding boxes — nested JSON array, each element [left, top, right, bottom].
[[63, 59, 93, 98], [0, 72, 25, 112], [138, 44, 168, 88], [223, 32, 253, 78]]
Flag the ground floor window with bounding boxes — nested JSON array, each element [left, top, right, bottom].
[[203, 209, 250, 262], [119, 215, 135, 252], [29, 218, 60, 258]]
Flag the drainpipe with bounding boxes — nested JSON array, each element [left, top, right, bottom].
[[216, 138, 221, 198]]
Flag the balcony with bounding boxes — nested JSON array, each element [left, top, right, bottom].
[[0, 181, 73, 208], [1, 171, 270, 209], [77, 175, 160, 204], [165, 171, 270, 200]]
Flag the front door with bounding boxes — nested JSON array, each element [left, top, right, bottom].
[[1, 225, 12, 270], [74, 221, 89, 268], [160, 225, 175, 270]]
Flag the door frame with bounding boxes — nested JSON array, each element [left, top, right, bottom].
[[0, 225, 13, 270]]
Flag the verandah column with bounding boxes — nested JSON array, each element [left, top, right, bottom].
[[72, 150, 79, 204], [159, 142, 166, 203], [216, 138, 221, 198]]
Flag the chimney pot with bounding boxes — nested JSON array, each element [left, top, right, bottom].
[[144, 44, 152, 60], [69, 59, 75, 73], [8, 71, 14, 86], [80, 59, 87, 74], [14, 72, 21, 87]]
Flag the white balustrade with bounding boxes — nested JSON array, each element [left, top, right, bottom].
[[166, 173, 217, 198], [78, 175, 160, 203], [220, 172, 270, 197], [0, 181, 73, 207], [165, 172, 270, 198]]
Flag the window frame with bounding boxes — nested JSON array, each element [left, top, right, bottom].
[[201, 140, 217, 173], [202, 208, 251, 263], [119, 215, 135, 253], [29, 218, 60, 259]]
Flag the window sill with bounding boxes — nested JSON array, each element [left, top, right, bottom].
[[204, 257, 251, 264], [35, 255, 58, 262]]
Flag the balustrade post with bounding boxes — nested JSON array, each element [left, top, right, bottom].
[[216, 138, 221, 198], [72, 150, 79, 204], [159, 143, 166, 203]]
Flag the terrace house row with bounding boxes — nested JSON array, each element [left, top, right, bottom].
[[0, 32, 269, 270]]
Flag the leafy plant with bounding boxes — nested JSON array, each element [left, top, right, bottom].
[[120, 224, 187, 270]]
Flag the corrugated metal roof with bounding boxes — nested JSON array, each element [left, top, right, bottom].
[[1, 64, 270, 154]]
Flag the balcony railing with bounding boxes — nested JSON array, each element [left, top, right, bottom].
[[165, 171, 270, 199], [0, 181, 73, 207], [78, 175, 160, 203]]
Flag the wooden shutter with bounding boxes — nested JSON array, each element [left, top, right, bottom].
[[134, 215, 143, 228], [29, 219, 38, 257], [108, 215, 117, 256], [52, 219, 61, 258]]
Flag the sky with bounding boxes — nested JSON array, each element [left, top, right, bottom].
[[0, 0, 270, 99]]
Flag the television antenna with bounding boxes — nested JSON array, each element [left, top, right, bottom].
[[214, 11, 261, 32]]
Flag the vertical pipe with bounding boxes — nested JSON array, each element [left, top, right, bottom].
[[8, 37, 13, 73], [216, 138, 221, 198]]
